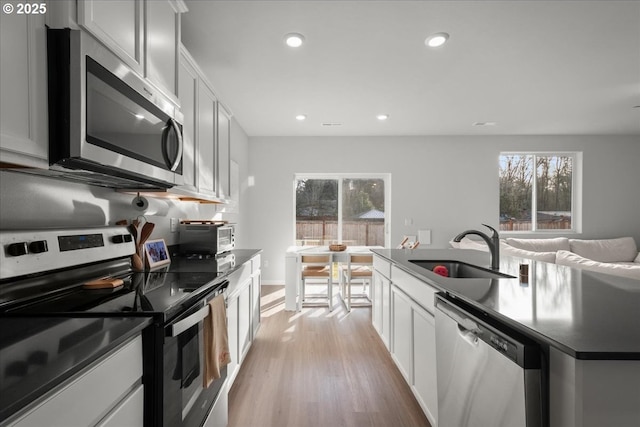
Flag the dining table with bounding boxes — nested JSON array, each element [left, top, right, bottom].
[[284, 245, 383, 311]]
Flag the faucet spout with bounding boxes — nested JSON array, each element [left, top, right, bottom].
[[453, 224, 500, 270]]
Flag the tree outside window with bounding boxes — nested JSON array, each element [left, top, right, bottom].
[[295, 176, 387, 246], [499, 153, 575, 232]]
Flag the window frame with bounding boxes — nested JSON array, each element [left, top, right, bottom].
[[293, 173, 391, 247], [499, 151, 582, 234]]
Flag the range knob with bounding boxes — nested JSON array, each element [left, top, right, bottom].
[[28, 240, 48, 254], [7, 242, 28, 257], [112, 234, 133, 244]]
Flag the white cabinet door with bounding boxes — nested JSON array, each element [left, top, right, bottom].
[[238, 281, 252, 361], [251, 271, 261, 338], [197, 82, 217, 195], [217, 104, 231, 199], [177, 48, 198, 190], [145, 0, 179, 100], [77, 0, 143, 75], [226, 293, 240, 385], [381, 275, 391, 350], [78, 0, 181, 101], [413, 304, 438, 426], [391, 285, 412, 383], [372, 270, 383, 336], [0, 12, 48, 168]]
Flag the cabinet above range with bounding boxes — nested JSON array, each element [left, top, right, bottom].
[[1, 0, 236, 204]]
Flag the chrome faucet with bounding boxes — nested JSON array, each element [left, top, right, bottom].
[[453, 224, 500, 270]]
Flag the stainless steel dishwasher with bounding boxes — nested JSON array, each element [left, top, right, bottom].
[[435, 294, 543, 427]]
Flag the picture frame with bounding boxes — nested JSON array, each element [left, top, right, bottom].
[[143, 238, 171, 270]]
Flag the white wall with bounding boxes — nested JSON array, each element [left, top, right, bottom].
[[246, 135, 640, 283], [0, 117, 251, 247]]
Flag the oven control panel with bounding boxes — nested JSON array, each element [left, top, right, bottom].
[[0, 227, 135, 280]]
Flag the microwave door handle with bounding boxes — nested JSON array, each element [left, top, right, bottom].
[[162, 118, 183, 172], [167, 303, 210, 337]]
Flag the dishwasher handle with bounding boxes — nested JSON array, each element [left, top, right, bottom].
[[436, 296, 482, 336]]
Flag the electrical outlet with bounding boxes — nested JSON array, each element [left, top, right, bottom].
[[170, 218, 179, 233]]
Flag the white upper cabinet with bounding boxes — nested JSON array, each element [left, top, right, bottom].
[[177, 47, 198, 191], [0, 12, 48, 168], [217, 104, 231, 200], [197, 81, 217, 196], [145, 0, 179, 99], [78, 0, 185, 103], [77, 0, 143, 75]]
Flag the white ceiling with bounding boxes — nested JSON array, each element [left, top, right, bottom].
[[181, 1, 640, 137]]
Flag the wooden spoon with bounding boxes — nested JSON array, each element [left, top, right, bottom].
[[132, 253, 144, 271]]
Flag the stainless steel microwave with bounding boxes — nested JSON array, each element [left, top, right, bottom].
[[47, 29, 183, 189]]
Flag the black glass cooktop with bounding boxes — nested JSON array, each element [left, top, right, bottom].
[[3, 270, 225, 323]]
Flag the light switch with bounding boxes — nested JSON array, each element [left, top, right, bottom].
[[170, 218, 179, 233]]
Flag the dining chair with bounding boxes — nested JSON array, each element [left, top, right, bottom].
[[340, 254, 373, 311], [299, 253, 334, 311]]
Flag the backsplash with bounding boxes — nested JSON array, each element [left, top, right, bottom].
[[0, 170, 237, 246]]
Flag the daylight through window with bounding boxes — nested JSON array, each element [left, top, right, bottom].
[[499, 153, 578, 232], [295, 174, 389, 246]]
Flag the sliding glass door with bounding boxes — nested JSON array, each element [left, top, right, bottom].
[[295, 174, 389, 246]]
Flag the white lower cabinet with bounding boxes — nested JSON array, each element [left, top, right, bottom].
[[10, 336, 143, 427], [226, 290, 240, 385], [391, 286, 413, 381], [372, 255, 391, 350], [238, 282, 252, 361], [226, 254, 261, 388], [412, 301, 438, 425], [389, 270, 439, 427]]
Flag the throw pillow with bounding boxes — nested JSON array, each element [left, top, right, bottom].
[[569, 237, 638, 263], [556, 250, 640, 280]]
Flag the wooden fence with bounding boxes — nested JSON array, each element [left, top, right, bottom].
[[296, 220, 384, 246], [500, 218, 572, 231]]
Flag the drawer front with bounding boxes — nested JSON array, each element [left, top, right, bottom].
[[373, 255, 391, 278], [13, 336, 143, 427], [96, 384, 144, 427], [391, 266, 437, 315]]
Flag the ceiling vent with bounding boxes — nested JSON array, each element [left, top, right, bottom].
[[322, 122, 342, 127]]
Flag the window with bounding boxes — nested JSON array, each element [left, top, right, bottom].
[[294, 174, 390, 246], [499, 153, 580, 232]]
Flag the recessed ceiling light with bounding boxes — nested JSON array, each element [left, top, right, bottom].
[[425, 32, 449, 48], [295, 114, 307, 121], [376, 114, 389, 121], [284, 33, 305, 48]]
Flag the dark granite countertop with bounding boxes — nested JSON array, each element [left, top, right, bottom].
[[372, 248, 640, 360], [0, 316, 150, 422]]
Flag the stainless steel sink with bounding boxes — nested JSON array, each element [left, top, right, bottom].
[[409, 260, 515, 279]]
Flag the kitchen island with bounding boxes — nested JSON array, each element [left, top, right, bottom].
[[371, 248, 640, 427]]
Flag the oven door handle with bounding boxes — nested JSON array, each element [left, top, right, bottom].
[[167, 303, 210, 338]]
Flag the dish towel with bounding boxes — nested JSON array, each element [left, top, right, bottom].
[[203, 294, 231, 387]]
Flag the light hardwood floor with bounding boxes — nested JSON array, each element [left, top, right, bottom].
[[228, 285, 432, 427]]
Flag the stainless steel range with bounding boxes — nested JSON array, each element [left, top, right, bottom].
[[0, 226, 230, 427]]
